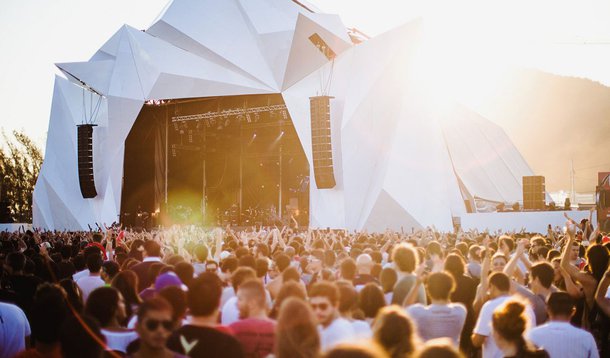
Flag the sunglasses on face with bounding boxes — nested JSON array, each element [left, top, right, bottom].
[[310, 302, 329, 311], [144, 319, 173, 331]]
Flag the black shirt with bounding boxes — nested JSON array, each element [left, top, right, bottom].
[[167, 325, 245, 358]]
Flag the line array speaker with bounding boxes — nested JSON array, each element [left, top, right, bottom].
[[310, 96, 336, 189], [77, 124, 97, 198], [523, 175, 545, 210]]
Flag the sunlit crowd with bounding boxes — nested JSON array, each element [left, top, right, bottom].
[[0, 213, 608, 358]]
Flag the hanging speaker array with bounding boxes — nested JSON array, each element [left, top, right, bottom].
[[77, 124, 97, 198], [310, 96, 336, 189]]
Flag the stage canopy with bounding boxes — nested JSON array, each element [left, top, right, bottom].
[[33, 0, 539, 232]]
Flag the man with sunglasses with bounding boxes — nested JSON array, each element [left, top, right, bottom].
[[309, 281, 355, 352], [132, 297, 184, 358]]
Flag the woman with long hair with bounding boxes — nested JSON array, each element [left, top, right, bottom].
[[492, 300, 548, 358], [86, 286, 138, 354], [112, 270, 142, 323], [373, 305, 420, 358], [275, 297, 320, 358]]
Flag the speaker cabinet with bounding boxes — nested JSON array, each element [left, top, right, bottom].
[[310, 96, 336, 189], [523, 176, 545, 210], [77, 124, 97, 198]]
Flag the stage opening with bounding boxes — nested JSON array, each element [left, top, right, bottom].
[[121, 94, 310, 229]]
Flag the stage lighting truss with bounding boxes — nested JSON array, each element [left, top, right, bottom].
[[171, 104, 288, 124]]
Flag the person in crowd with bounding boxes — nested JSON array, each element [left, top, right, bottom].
[[192, 244, 209, 276], [131, 240, 163, 292], [158, 286, 189, 327], [76, 252, 105, 302], [85, 286, 138, 354], [335, 280, 372, 338], [275, 297, 320, 358], [528, 292, 599, 358], [323, 342, 389, 358], [138, 262, 166, 300], [353, 254, 378, 288], [14, 284, 68, 358], [101, 260, 120, 284], [391, 243, 426, 305], [131, 297, 185, 358], [358, 283, 386, 325], [269, 281, 307, 319], [372, 305, 420, 358], [379, 267, 397, 304], [491, 300, 548, 357], [403, 270, 467, 345], [309, 281, 356, 351], [467, 245, 483, 282], [112, 270, 143, 324], [472, 272, 536, 358], [0, 301, 31, 358], [5, 252, 43, 315], [57, 245, 76, 280], [221, 266, 258, 325], [59, 314, 106, 358], [444, 253, 477, 354], [59, 278, 84, 313], [166, 273, 244, 357], [414, 338, 465, 358], [229, 279, 276, 358]]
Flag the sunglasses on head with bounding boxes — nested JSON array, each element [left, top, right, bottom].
[[144, 319, 173, 331], [310, 302, 329, 311]]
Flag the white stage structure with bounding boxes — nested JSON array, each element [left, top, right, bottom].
[[33, 0, 539, 232]]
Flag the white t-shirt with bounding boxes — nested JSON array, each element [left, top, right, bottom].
[[101, 329, 138, 353], [319, 317, 356, 352], [0, 302, 31, 358], [72, 269, 89, 281], [76, 274, 105, 302], [221, 296, 239, 325], [473, 295, 536, 358], [527, 321, 599, 358], [406, 303, 467, 345], [221, 286, 235, 308], [351, 319, 372, 340]]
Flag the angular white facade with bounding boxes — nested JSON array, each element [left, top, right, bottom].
[[33, 0, 537, 232]]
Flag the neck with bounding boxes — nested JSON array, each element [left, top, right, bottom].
[[501, 342, 519, 357], [430, 298, 450, 305], [248, 308, 268, 320], [106, 317, 122, 330], [550, 315, 571, 323], [136, 344, 169, 358], [189, 313, 219, 327], [90, 272, 101, 276]]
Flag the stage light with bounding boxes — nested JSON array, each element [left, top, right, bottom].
[[246, 113, 252, 123]]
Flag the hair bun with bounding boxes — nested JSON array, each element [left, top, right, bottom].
[[504, 301, 525, 316]]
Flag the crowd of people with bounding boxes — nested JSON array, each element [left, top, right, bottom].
[[0, 213, 609, 358]]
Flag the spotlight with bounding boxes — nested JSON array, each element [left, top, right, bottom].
[[246, 113, 252, 123]]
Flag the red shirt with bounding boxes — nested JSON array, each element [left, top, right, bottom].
[[228, 318, 276, 358]]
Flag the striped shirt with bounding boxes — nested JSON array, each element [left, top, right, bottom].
[[527, 321, 599, 358]]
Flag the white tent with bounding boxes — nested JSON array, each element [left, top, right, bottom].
[[33, 0, 537, 232]]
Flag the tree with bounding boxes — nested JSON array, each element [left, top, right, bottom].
[[0, 130, 43, 223]]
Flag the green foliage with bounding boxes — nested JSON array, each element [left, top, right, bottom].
[[0, 130, 43, 223]]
